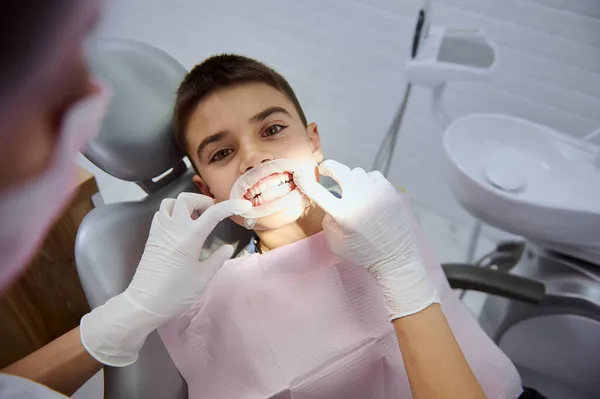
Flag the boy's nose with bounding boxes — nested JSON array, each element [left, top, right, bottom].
[[239, 138, 275, 173], [243, 158, 271, 173]]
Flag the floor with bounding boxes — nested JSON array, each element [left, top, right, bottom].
[[73, 159, 499, 398]]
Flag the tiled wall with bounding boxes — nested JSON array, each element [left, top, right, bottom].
[[391, 0, 600, 228], [92, 0, 600, 240]]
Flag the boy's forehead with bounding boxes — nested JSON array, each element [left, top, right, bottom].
[[188, 82, 298, 136]]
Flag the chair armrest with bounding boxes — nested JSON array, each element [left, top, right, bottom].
[[442, 263, 546, 305]]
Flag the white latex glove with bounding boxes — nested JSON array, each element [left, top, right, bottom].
[[80, 193, 251, 366], [294, 160, 440, 320]]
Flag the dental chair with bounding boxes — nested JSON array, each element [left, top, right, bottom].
[[76, 39, 253, 399], [75, 39, 547, 399]]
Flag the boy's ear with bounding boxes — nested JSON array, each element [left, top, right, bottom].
[[307, 122, 324, 163], [193, 174, 214, 197]]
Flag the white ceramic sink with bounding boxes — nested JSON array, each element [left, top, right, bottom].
[[443, 114, 600, 264]]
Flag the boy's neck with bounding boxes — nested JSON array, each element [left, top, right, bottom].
[[255, 204, 326, 252]]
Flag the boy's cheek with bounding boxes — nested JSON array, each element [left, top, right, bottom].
[[203, 182, 234, 203], [312, 150, 324, 164], [212, 194, 232, 204]]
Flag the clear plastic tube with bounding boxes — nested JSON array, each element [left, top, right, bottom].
[[244, 218, 256, 230]]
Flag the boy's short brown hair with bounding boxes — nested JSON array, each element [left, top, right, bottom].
[[173, 54, 307, 157]]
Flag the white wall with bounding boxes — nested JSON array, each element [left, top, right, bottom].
[[94, 0, 600, 236]]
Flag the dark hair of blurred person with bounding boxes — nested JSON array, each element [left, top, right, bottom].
[[0, 1, 100, 193]]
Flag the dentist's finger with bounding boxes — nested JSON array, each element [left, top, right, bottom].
[[368, 171, 399, 196], [155, 198, 176, 225], [172, 192, 215, 221], [345, 167, 372, 197], [190, 199, 252, 244], [197, 244, 235, 282], [205, 244, 235, 267], [317, 160, 354, 192], [293, 169, 340, 216], [196, 199, 252, 226]]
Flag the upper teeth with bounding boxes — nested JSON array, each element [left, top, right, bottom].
[[246, 173, 292, 199], [252, 180, 290, 198]]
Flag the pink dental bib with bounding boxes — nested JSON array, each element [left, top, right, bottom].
[[159, 230, 522, 398]]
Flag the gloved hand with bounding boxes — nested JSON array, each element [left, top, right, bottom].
[[294, 160, 440, 321], [80, 193, 251, 367]]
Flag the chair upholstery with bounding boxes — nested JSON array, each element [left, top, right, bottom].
[[84, 38, 185, 183]]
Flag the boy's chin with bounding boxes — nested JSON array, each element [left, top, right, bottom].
[[252, 205, 307, 230], [229, 203, 308, 231]]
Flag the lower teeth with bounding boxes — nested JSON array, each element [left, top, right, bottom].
[[253, 181, 291, 200], [253, 182, 292, 205]]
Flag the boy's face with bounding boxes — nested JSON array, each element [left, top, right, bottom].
[[187, 82, 323, 230]]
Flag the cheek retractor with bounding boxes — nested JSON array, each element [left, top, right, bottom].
[[229, 158, 317, 223]]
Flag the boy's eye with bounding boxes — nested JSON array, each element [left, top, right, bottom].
[[210, 148, 233, 163], [262, 124, 286, 137]]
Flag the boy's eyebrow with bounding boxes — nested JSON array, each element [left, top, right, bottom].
[[249, 106, 291, 123], [196, 107, 290, 160], [197, 131, 227, 160]]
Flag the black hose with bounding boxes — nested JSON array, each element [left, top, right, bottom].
[[373, 83, 412, 177]]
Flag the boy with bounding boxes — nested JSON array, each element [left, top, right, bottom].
[[157, 54, 522, 398], [173, 54, 326, 247]]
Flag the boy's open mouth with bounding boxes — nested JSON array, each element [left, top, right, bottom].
[[243, 171, 297, 207]]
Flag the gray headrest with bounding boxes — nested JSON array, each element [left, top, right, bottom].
[[84, 39, 187, 182]]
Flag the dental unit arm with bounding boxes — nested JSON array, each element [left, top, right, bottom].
[[373, 3, 545, 298], [404, 25, 497, 128], [403, 0, 497, 129], [375, 2, 498, 264], [374, 1, 497, 176]]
